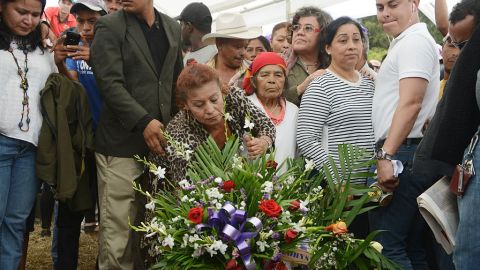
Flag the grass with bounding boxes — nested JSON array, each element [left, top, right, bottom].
[[26, 221, 98, 270]]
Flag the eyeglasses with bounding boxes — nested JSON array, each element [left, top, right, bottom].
[[451, 39, 468, 50], [291, 24, 320, 34]]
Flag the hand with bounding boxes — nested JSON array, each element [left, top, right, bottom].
[[65, 43, 90, 62], [53, 38, 73, 66], [143, 119, 166, 156], [244, 134, 269, 160], [40, 22, 53, 49], [376, 159, 399, 192], [297, 69, 326, 95]]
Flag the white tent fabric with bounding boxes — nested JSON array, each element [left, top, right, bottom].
[[46, 0, 461, 35]]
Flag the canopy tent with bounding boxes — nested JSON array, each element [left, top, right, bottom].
[[46, 0, 461, 35]]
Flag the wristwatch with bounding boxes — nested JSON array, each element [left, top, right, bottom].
[[375, 148, 393, 160]]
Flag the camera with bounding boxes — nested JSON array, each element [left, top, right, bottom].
[[63, 31, 81, 46]]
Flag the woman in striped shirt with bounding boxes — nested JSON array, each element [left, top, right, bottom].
[[297, 16, 375, 185], [296, 16, 375, 239]]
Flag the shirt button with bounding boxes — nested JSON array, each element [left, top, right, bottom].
[[158, 81, 162, 86]]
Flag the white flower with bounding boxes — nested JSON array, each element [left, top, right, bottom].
[[181, 195, 189, 202], [182, 234, 189, 248], [206, 187, 224, 200], [192, 243, 204, 258], [162, 235, 175, 249], [151, 166, 166, 179], [178, 179, 190, 189], [214, 177, 223, 184], [145, 200, 155, 211], [239, 201, 246, 210], [188, 234, 201, 243], [225, 113, 233, 121], [256, 240, 269, 252], [261, 181, 274, 194], [371, 241, 383, 253], [285, 175, 295, 185], [299, 199, 309, 212], [212, 240, 228, 255], [244, 118, 254, 130], [171, 217, 180, 223], [305, 159, 315, 171], [185, 149, 194, 161], [215, 203, 223, 209], [312, 185, 323, 193]]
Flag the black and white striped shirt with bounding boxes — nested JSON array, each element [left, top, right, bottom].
[[296, 70, 375, 184]]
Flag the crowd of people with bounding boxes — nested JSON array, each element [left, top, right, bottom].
[[0, 0, 479, 269]]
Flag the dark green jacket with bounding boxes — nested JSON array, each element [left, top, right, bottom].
[[286, 60, 308, 107], [37, 73, 94, 211], [90, 10, 183, 158]]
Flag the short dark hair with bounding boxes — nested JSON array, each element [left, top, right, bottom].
[[449, 0, 480, 26], [248, 36, 272, 52], [291, 6, 332, 68], [271, 22, 290, 41], [319, 16, 366, 67]]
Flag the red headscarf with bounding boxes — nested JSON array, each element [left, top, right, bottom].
[[242, 52, 287, 95]]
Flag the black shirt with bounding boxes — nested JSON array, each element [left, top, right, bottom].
[[136, 11, 169, 75], [134, 11, 170, 131]]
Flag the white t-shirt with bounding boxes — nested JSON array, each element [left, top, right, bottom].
[[0, 43, 57, 146], [372, 23, 440, 141], [183, 45, 217, 65], [247, 94, 298, 170]]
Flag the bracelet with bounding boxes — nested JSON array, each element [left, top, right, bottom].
[[259, 137, 272, 149]]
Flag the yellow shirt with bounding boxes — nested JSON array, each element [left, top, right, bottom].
[[438, 79, 447, 100]]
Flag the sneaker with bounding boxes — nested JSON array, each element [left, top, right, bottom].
[[40, 228, 51, 237]]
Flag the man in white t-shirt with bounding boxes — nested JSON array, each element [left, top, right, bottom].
[[370, 0, 440, 269], [175, 2, 217, 66]]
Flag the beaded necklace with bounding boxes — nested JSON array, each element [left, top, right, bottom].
[[8, 44, 30, 132]]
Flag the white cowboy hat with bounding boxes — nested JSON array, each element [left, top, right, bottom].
[[202, 13, 262, 45]]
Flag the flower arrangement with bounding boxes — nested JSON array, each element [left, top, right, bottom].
[[133, 136, 400, 269]]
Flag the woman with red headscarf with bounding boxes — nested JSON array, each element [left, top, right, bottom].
[[243, 52, 298, 170]]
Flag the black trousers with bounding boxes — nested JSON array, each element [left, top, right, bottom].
[[55, 202, 84, 270]]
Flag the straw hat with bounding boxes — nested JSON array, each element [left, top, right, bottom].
[[202, 13, 262, 45]]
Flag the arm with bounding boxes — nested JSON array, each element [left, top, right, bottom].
[[54, 40, 78, 81], [296, 79, 330, 170], [228, 87, 276, 159], [435, 0, 449, 37]]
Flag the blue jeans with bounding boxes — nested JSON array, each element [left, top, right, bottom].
[[0, 134, 38, 269], [369, 143, 436, 270], [454, 128, 480, 270]]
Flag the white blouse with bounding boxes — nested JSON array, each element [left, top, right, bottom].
[[0, 42, 57, 146]]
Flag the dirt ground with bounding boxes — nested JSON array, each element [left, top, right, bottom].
[[26, 221, 98, 270]]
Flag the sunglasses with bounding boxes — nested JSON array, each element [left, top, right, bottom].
[[451, 39, 468, 50], [291, 24, 320, 34]]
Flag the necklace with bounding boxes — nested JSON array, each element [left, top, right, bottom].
[[8, 45, 31, 132]]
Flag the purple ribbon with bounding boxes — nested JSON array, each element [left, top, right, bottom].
[[194, 202, 263, 270]]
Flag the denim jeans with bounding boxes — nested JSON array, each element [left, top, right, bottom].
[[0, 134, 38, 270], [369, 143, 437, 270], [454, 128, 480, 270]]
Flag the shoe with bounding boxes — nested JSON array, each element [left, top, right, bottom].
[[40, 228, 51, 237]]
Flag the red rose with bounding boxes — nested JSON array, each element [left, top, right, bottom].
[[265, 261, 287, 270], [288, 200, 300, 211], [225, 259, 242, 270], [259, 199, 282, 218], [222, 180, 236, 193], [266, 160, 278, 170], [187, 207, 203, 224], [284, 229, 298, 243]]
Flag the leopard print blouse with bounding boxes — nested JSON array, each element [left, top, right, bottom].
[[150, 86, 276, 185]]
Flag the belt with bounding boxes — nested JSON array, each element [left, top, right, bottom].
[[375, 138, 422, 149]]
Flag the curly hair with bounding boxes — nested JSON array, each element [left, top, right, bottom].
[[176, 64, 223, 108]]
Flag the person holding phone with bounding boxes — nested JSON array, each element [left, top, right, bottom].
[[52, 0, 107, 268]]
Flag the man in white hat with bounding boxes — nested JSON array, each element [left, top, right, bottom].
[[203, 13, 262, 86]]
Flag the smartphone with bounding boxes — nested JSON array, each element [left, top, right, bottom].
[[63, 31, 81, 46]]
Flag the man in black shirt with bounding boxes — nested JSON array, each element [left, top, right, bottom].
[[90, 0, 182, 267]]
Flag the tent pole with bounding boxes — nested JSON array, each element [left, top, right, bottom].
[[286, 0, 291, 21]]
